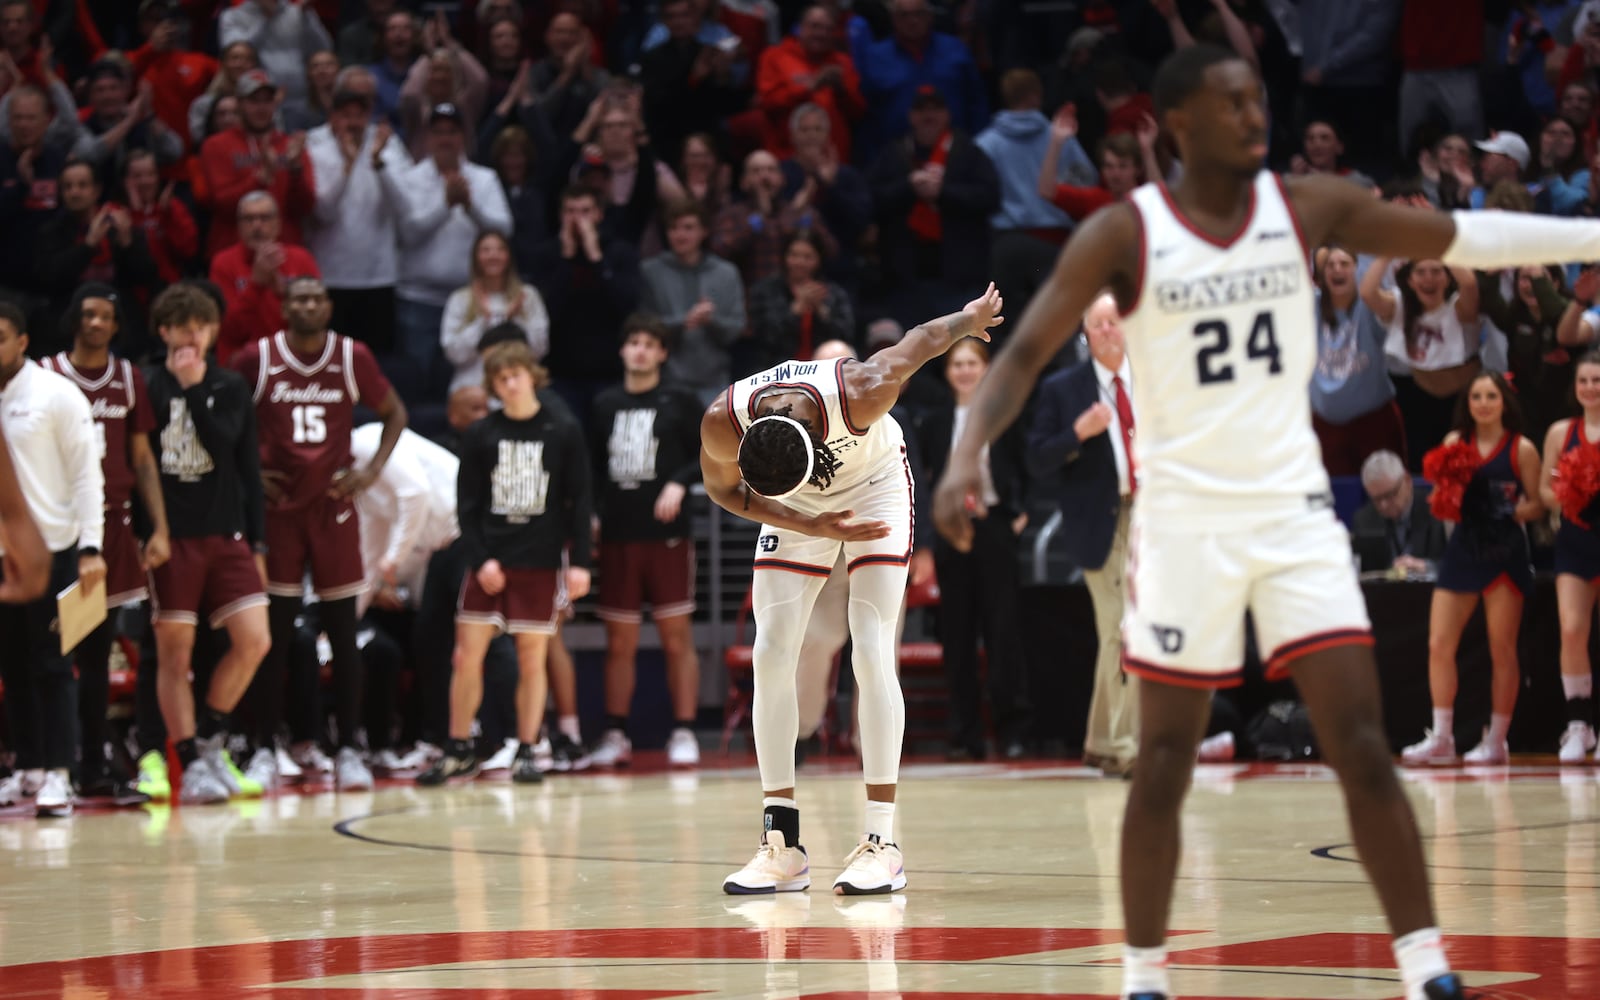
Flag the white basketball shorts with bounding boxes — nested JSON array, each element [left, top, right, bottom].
[[1121, 503, 1372, 688]]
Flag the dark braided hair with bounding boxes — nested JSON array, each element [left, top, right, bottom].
[[739, 405, 843, 499]]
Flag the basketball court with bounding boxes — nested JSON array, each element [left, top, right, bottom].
[[3, 756, 1597, 999]]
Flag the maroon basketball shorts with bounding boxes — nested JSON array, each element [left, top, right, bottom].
[[457, 566, 560, 635], [103, 502, 147, 608], [595, 538, 696, 625], [265, 497, 365, 601], [149, 534, 268, 629]]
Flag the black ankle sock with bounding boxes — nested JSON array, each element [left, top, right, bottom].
[[674, 717, 696, 731], [1568, 695, 1594, 726], [605, 714, 628, 735], [763, 804, 800, 846], [196, 704, 230, 741], [448, 738, 474, 758], [176, 739, 198, 767]]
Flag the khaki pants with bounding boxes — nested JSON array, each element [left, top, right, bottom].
[[1082, 502, 1138, 765]]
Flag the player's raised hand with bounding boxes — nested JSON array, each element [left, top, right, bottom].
[[962, 282, 1004, 340], [933, 453, 989, 553], [810, 510, 892, 541]]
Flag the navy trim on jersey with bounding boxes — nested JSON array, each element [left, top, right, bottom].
[[1272, 173, 1314, 274], [753, 558, 833, 577], [746, 382, 830, 441], [1122, 655, 1245, 690], [836, 358, 868, 436], [1264, 628, 1374, 678], [724, 384, 743, 441], [1156, 179, 1257, 250], [1124, 199, 1147, 317]]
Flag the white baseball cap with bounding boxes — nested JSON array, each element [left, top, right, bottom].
[[1473, 132, 1529, 171]]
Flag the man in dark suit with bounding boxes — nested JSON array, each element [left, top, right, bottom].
[[1026, 291, 1137, 776], [1351, 449, 1445, 574]]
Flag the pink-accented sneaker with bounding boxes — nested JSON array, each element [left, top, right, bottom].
[[1401, 729, 1456, 766], [832, 836, 906, 896], [1559, 723, 1597, 764], [723, 830, 811, 895]]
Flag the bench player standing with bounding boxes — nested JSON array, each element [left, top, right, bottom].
[[41, 284, 171, 801], [589, 314, 705, 768], [418, 341, 594, 786], [142, 283, 273, 805], [926, 42, 1600, 1000], [231, 276, 408, 790]]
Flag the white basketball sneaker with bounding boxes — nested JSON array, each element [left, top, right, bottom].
[[722, 830, 811, 895], [1400, 729, 1456, 766], [1559, 723, 1597, 764], [667, 728, 700, 767], [833, 836, 907, 896], [1462, 727, 1508, 765], [588, 730, 632, 768]]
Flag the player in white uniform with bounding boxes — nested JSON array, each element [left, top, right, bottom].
[[701, 284, 1004, 897], [933, 44, 1600, 1000]]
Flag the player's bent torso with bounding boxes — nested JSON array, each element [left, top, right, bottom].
[[725, 357, 907, 514], [1122, 171, 1328, 527]]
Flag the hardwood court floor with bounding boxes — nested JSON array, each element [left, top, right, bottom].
[[2, 755, 1598, 999]]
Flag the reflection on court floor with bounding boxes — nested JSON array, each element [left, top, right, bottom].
[[2, 758, 1596, 999]]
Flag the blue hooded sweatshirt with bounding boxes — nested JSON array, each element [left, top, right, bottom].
[[974, 109, 1098, 231]]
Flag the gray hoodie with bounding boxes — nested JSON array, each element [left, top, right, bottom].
[[640, 250, 747, 401]]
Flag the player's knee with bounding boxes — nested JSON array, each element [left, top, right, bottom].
[[1426, 631, 1459, 661], [235, 624, 272, 665], [1328, 724, 1399, 797], [1560, 619, 1590, 648], [451, 646, 484, 676]]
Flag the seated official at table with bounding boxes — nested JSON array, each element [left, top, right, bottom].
[[1351, 449, 1446, 573]]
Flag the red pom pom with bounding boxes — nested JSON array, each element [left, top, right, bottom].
[[1553, 442, 1600, 528], [1421, 440, 1480, 523]]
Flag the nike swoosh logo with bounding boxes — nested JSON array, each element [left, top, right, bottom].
[[335, 510, 353, 524]]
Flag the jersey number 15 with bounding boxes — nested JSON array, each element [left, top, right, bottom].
[[1193, 311, 1282, 385]]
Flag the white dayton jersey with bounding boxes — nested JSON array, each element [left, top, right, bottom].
[[1119, 172, 1370, 683], [724, 356, 907, 517], [1122, 171, 1327, 526]]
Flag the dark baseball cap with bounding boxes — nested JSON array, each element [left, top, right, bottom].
[[430, 103, 466, 128], [911, 84, 946, 109]]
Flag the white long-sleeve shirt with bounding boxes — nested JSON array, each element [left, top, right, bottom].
[[439, 285, 550, 395], [306, 123, 412, 289], [0, 362, 104, 556], [350, 424, 459, 613], [395, 159, 513, 307], [219, 1, 334, 112]]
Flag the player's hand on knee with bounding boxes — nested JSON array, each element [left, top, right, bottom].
[[811, 510, 892, 541]]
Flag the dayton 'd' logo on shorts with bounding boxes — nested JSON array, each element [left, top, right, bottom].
[[758, 535, 779, 552], [1151, 625, 1185, 654]]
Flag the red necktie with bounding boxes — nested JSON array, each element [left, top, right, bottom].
[[1113, 374, 1137, 494]]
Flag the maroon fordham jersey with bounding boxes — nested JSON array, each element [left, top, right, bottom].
[[40, 353, 155, 508], [234, 332, 392, 510]]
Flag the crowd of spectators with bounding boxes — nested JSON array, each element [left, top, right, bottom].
[[5, 0, 1600, 787]]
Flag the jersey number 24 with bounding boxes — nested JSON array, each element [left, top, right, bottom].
[[1194, 311, 1282, 385]]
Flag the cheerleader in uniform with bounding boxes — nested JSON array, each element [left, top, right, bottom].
[[1539, 352, 1600, 763], [1403, 371, 1544, 766]]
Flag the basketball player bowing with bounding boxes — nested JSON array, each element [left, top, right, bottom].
[[703, 283, 1004, 896], [231, 276, 408, 790], [41, 285, 172, 801], [929, 43, 1600, 1000], [418, 341, 593, 786], [143, 284, 273, 805]]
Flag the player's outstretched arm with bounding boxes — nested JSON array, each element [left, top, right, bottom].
[[844, 282, 1006, 428], [932, 204, 1135, 551], [1290, 172, 1600, 269]]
